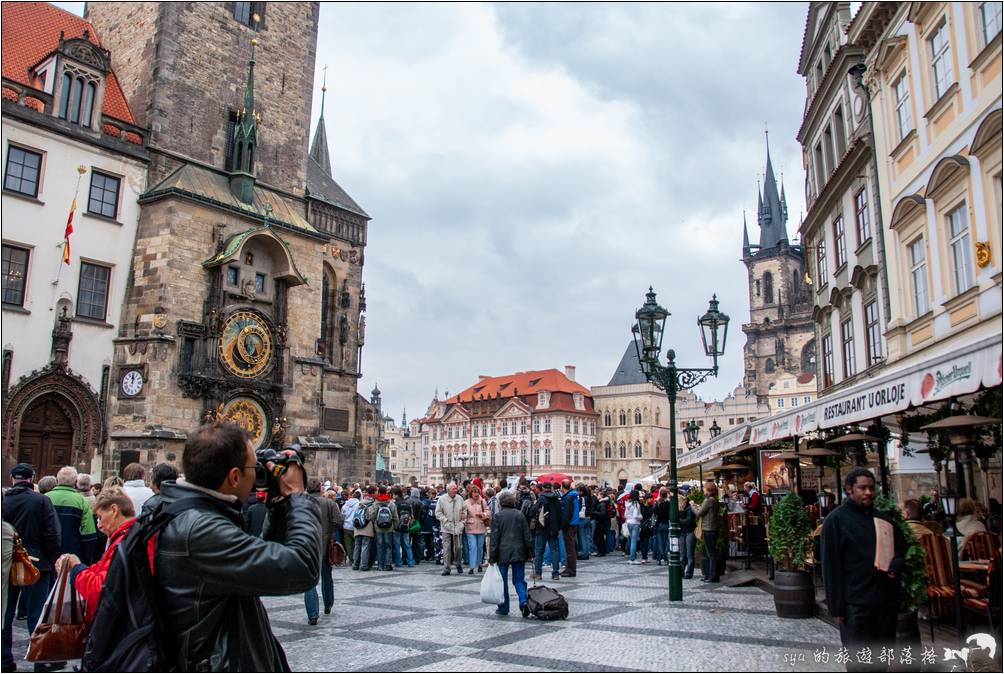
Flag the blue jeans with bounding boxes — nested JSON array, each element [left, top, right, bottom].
[[577, 519, 593, 559], [654, 523, 670, 561], [376, 532, 394, 568], [393, 531, 414, 566], [681, 531, 696, 576], [466, 532, 486, 569], [353, 535, 373, 570], [543, 534, 566, 567], [303, 560, 333, 618], [627, 523, 641, 561], [497, 562, 528, 614], [534, 533, 561, 578], [607, 529, 617, 553], [2, 571, 51, 668]]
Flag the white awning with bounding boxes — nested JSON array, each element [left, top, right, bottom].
[[678, 424, 749, 468], [747, 334, 1002, 447]]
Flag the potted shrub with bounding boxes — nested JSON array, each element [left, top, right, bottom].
[[768, 491, 815, 618], [873, 493, 928, 649]]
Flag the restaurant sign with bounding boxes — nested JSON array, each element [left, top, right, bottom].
[[678, 425, 747, 468]]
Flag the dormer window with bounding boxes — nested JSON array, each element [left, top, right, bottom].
[[41, 36, 110, 132], [537, 391, 550, 408], [59, 71, 97, 126], [573, 392, 584, 410]]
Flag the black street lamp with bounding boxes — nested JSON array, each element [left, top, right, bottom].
[[633, 287, 729, 602], [710, 420, 722, 438], [683, 420, 701, 450]]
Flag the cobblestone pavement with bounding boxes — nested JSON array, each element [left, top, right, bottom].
[[11, 553, 847, 672]]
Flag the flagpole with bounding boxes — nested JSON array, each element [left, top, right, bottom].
[[52, 165, 87, 286]]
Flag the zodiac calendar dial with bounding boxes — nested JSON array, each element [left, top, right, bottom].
[[218, 311, 274, 379]]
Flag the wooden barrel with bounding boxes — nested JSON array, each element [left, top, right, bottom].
[[773, 570, 814, 619]]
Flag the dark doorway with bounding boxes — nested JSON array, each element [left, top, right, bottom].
[[18, 396, 75, 478]]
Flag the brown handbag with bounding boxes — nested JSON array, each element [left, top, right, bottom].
[[26, 564, 88, 663], [327, 539, 347, 566], [10, 533, 41, 587]]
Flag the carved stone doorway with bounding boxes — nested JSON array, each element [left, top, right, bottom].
[[17, 396, 75, 478]]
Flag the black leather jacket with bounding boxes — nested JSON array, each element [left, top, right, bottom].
[[154, 481, 320, 672]]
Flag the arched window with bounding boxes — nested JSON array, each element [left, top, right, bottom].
[[655, 408, 661, 425], [619, 410, 627, 425], [634, 441, 642, 458], [533, 446, 541, 465], [604, 443, 612, 458], [68, 77, 84, 123], [80, 81, 95, 127], [656, 441, 661, 457], [634, 409, 642, 424], [765, 358, 776, 373], [59, 72, 72, 118], [604, 411, 611, 426], [565, 447, 572, 465], [619, 442, 626, 459], [510, 448, 517, 466], [763, 272, 774, 302]]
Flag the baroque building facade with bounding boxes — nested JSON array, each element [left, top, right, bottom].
[[741, 138, 818, 404], [798, 2, 890, 399], [83, 2, 375, 482], [2, 3, 149, 480], [420, 367, 599, 485]]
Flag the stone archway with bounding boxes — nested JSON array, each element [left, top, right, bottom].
[[3, 365, 103, 478]]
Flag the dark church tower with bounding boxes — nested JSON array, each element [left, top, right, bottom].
[[741, 135, 816, 403], [87, 2, 376, 483]]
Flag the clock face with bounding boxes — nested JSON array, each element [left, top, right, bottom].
[[219, 397, 269, 449], [121, 370, 144, 396], [219, 310, 274, 379]]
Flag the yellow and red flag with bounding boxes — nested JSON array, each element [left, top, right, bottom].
[[62, 196, 76, 265]]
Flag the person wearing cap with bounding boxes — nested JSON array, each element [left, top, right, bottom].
[[2, 463, 62, 671]]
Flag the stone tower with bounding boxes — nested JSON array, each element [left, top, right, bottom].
[[741, 135, 816, 403], [86, 2, 374, 483]]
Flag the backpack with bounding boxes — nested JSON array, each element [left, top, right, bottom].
[[352, 503, 369, 529], [375, 503, 394, 530], [82, 501, 186, 672], [526, 585, 568, 620], [398, 508, 413, 533]]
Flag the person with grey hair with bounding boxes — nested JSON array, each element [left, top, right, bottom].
[[436, 482, 467, 575], [76, 473, 95, 506], [37, 475, 58, 494], [488, 489, 532, 616], [46, 465, 100, 564]]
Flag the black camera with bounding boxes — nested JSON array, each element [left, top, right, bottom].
[[255, 446, 305, 501]]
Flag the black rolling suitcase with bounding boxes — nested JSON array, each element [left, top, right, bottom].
[[526, 585, 569, 620]]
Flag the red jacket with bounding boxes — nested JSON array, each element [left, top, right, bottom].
[[71, 518, 154, 623]]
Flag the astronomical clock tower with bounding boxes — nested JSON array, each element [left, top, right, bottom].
[[86, 2, 375, 481]]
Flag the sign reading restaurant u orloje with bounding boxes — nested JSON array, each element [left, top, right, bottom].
[[748, 337, 1002, 446]]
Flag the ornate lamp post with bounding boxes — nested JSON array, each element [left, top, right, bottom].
[[683, 420, 701, 450], [710, 420, 722, 438], [455, 453, 473, 481], [632, 288, 729, 602]]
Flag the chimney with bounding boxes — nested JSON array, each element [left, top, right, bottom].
[[564, 365, 576, 381], [478, 375, 490, 382]]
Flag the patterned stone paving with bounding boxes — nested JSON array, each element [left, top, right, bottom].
[[9, 554, 849, 672]]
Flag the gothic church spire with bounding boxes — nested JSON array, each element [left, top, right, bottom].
[[309, 65, 332, 176], [757, 129, 788, 250]]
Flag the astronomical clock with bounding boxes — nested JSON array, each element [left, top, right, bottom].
[[176, 229, 304, 449]]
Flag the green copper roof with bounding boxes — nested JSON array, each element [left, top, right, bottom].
[[142, 163, 319, 235]]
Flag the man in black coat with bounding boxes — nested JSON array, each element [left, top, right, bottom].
[[821, 468, 906, 673], [1, 463, 61, 671], [489, 490, 533, 616], [532, 482, 563, 581], [153, 423, 320, 672]]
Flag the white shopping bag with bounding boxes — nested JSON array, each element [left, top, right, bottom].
[[479, 563, 505, 605]]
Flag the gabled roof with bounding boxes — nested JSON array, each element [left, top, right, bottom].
[[143, 163, 318, 235], [1, 2, 135, 124], [446, 369, 590, 405], [306, 156, 370, 219], [607, 341, 648, 386]]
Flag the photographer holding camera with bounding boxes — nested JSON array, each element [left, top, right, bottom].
[[152, 421, 321, 671]]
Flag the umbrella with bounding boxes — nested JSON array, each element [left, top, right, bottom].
[[535, 472, 572, 485]]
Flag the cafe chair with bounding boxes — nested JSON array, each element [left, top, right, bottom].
[[962, 557, 1001, 639], [961, 531, 1000, 562], [918, 533, 987, 639]]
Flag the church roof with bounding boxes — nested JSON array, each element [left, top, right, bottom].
[[607, 341, 649, 386], [142, 163, 318, 234], [757, 138, 789, 250], [2, 2, 135, 124], [306, 157, 370, 218]]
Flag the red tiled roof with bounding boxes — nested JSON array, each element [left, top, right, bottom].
[[2, 2, 135, 124], [797, 372, 816, 385], [445, 369, 591, 405]]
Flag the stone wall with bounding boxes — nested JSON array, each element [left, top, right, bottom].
[[87, 1, 320, 195]]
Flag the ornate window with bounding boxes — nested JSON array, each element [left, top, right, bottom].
[[947, 204, 974, 294], [841, 318, 856, 378], [854, 189, 870, 246], [619, 410, 627, 425], [619, 442, 626, 459], [604, 443, 611, 459], [865, 301, 882, 366], [634, 409, 642, 424], [2, 244, 29, 307], [909, 237, 930, 316], [928, 20, 952, 99], [893, 72, 913, 140], [634, 441, 642, 458], [604, 411, 611, 426]]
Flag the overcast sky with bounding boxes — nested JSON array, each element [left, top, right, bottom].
[[65, 1, 812, 423]]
